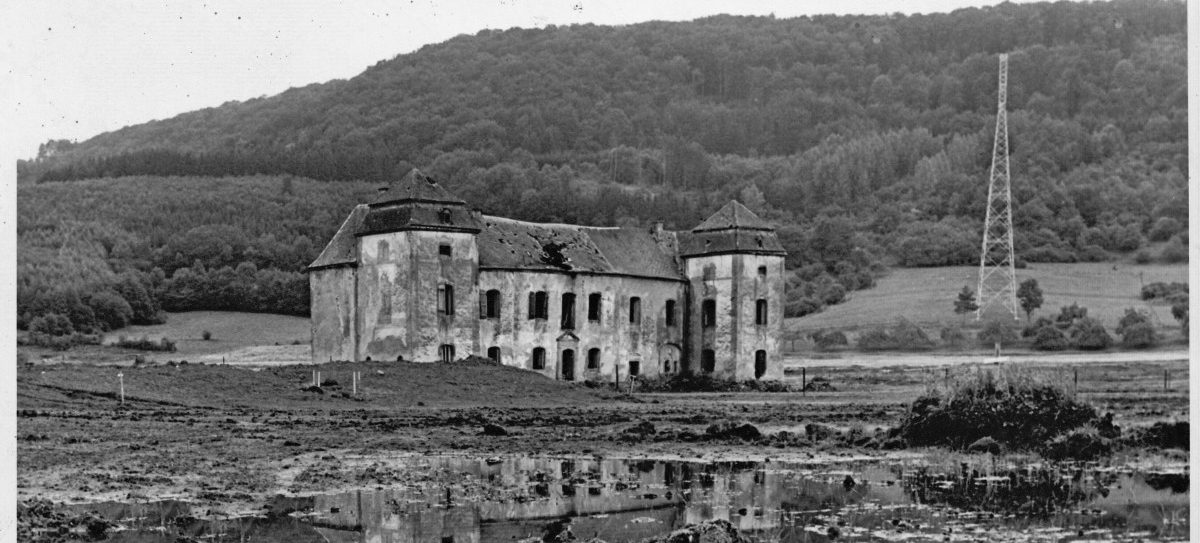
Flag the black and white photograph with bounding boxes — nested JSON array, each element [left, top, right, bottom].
[[4, 0, 1193, 541]]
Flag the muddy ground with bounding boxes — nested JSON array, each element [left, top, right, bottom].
[[16, 356, 1189, 513]]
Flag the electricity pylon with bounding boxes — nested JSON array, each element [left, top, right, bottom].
[[976, 53, 1018, 321]]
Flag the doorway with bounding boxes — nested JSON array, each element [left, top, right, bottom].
[[561, 349, 576, 381]]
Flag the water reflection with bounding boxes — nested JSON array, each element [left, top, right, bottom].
[[67, 456, 1188, 542]]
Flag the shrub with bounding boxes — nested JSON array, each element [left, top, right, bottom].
[[1022, 316, 1055, 338], [811, 330, 848, 350], [1171, 297, 1188, 337], [898, 367, 1097, 450], [202, 330, 213, 341], [1119, 322, 1156, 348], [19, 332, 102, 351], [1134, 250, 1153, 264], [977, 319, 1018, 347], [28, 313, 74, 336], [1141, 282, 1187, 301], [1032, 325, 1069, 351], [113, 335, 178, 352], [1069, 318, 1112, 350], [890, 318, 934, 350], [1160, 235, 1187, 263], [856, 327, 893, 351], [1055, 303, 1088, 328], [939, 326, 966, 347], [785, 296, 822, 318], [1022, 245, 1077, 263]]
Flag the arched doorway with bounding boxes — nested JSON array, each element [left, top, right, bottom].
[[659, 343, 681, 375], [754, 350, 767, 379]]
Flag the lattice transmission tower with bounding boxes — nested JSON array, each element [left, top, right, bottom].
[[976, 53, 1018, 321]]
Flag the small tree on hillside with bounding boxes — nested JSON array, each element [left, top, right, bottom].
[[1016, 279, 1043, 322], [953, 286, 978, 317]]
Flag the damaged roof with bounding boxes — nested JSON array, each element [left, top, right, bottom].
[[476, 216, 685, 281]]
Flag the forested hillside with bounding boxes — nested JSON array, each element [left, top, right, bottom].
[[17, 0, 1188, 336]]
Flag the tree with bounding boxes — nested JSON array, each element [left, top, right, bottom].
[[977, 319, 1018, 347], [953, 286, 978, 316], [1016, 279, 1044, 322], [29, 313, 74, 336], [1069, 317, 1112, 350]]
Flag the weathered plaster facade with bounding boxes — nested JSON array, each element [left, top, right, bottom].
[[308, 169, 786, 382]]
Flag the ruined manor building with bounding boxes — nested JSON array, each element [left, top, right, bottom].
[[307, 169, 786, 381]]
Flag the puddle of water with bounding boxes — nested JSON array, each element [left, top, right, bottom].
[[48, 456, 1188, 542]]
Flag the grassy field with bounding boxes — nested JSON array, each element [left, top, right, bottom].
[[787, 262, 1189, 335], [20, 311, 311, 365]]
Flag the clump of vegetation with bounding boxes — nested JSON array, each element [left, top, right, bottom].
[[976, 319, 1018, 348], [635, 374, 791, 393], [856, 318, 934, 351], [1141, 282, 1188, 301], [898, 367, 1097, 452], [810, 329, 848, 350], [939, 326, 966, 348], [1115, 308, 1156, 348], [1068, 317, 1112, 350], [113, 335, 177, 352]]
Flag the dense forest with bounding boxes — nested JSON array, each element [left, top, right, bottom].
[[16, 0, 1189, 336]]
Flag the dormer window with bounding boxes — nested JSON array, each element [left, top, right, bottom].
[[439, 208, 452, 224]]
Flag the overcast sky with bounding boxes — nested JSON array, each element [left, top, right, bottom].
[[5, 0, 1058, 160]]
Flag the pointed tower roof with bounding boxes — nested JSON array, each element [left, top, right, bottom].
[[678, 200, 785, 257], [356, 168, 481, 236], [370, 168, 466, 207], [691, 200, 773, 232]]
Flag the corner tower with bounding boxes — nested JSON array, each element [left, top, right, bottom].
[[307, 168, 483, 363], [680, 201, 786, 381]]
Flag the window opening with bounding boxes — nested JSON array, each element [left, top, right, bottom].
[[702, 299, 716, 327], [587, 293, 602, 321]]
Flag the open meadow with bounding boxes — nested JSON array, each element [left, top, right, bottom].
[[787, 262, 1189, 335]]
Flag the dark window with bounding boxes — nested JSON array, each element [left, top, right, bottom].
[[587, 293, 602, 321], [755, 299, 768, 325], [438, 284, 454, 315], [629, 297, 641, 324], [702, 299, 716, 327], [629, 360, 640, 376], [439, 244, 452, 257], [438, 208, 452, 224], [561, 293, 576, 329], [377, 240, 390, 261], [755, 351, 767, 379], [703, 265, 715, 280], [701, 350, 715, 373], [665, 299, 676, 326], [663, 359, 670, 372], [481, 289, 501, 319], [487, 346, 501, 363], [528, 291, 548, 319], [439, 344, 455, 363], [758, 265, 767, 277], [532, 347, 546, 370], [587, 348, 600, 369]]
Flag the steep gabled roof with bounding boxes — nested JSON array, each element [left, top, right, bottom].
[[307, 204, 368, 270], [370, 168, 466, 207], [691, 200, 773, 232]]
